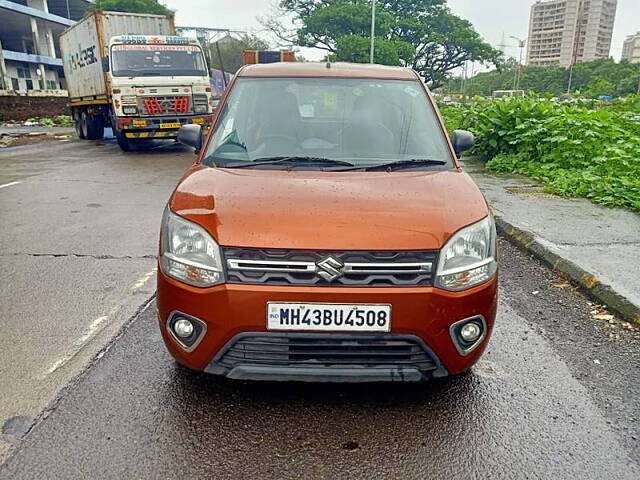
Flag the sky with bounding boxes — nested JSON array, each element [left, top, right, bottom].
[[163, 0, 640, 62]]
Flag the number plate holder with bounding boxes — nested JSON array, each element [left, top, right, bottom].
[[267, 302, 391, 332], [160, 122, 182, 129]]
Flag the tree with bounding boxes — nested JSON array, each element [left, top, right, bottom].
[[208, 34, 271, 74], [263, 0, 500, 88], [446, 58, 640, 97], [581, 76, 615, 98], [90, 0, 173, 16]]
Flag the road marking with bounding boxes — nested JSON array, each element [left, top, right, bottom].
[[131, 268, 157, 291], [75, 316, 108, 346], [0, 181, 21, 190], [44, 267, 158, 376]]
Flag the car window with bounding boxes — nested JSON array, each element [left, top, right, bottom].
[[202, 77, 452, 169]]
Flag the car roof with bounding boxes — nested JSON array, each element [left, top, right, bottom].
[[237, 62, 418, 80]]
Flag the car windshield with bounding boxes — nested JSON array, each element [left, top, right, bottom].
[[202, 77, 453, 170], [111, 44, 207, 77]]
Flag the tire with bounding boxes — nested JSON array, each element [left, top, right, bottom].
[[75, 111, 86, 139], [84, 113, 104, 140], [115, 129, 132, 152]]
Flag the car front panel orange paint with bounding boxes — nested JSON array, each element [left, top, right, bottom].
[[169, 167, 489, 251], [157, 270, 498, 375]]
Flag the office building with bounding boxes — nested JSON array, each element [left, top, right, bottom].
[[0, 0, 89, 92]]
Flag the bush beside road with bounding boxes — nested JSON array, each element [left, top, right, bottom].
[[440, 96, 640, 212]]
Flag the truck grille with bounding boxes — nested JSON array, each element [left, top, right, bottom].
[[138, 95, 191, 115], [214, 333, 439, 372], [223, 248, 437, 287]]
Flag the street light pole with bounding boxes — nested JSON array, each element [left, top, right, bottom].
[[509, 36, 526, 90], [370, 0, 376, 63]]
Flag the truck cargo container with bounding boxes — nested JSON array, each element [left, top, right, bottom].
[[242, 50, 296, 65], [60, 11, 214, 151]]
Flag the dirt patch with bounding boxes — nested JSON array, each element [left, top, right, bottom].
[[505, 185, 559, 199], [0, 133, 72, 148], [0, 96, 70, 122]]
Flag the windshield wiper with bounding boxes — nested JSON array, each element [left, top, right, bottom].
[[215, 156, 356, 169], [361, 159, 448, 171]]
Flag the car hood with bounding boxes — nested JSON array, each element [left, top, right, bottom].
[[169, 166, 489, 250]]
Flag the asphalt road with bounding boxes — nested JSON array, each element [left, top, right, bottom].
[[1, 136, 639, 478], [0, 133, 194, 459]]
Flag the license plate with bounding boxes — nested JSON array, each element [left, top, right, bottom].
[[267, 302, 391, 332], [160, 122, 181, 129]]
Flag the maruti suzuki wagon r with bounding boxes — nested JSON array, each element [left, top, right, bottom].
[[157, 62, 497, 382]]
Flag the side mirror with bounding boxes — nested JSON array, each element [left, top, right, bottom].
[[450, 129, 475, 156], [177, 124, 202, 153], [101, 56, 110, 73]]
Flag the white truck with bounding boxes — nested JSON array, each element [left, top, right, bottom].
[[60, 11, 214, 151]]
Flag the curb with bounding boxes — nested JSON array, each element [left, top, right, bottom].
[[494, 216, 640, 326]]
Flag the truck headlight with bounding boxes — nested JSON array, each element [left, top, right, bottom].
[[435, 216, 497, 291], [159, 209, 224, 287], [122, 105, 138, 114], [193, 94, 208, 113]]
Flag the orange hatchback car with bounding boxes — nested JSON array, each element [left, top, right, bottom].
[[157, 62, 497, 382]]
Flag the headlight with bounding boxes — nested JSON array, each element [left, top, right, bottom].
[[193, 94, 208, 113], [435, 215, 497, 291], [159, 208, 224, 287], [122, 105, 138, 115]]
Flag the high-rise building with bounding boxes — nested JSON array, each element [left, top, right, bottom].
[[526, 0, 618, 67], [621, 32, 640, 64]]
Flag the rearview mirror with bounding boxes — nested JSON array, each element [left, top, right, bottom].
[[101, 56, 110, 73], [450, 130, 475, 156], [177, 124, 202, 153]]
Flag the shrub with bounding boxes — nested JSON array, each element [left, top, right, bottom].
[[438, 96, 640, 212]]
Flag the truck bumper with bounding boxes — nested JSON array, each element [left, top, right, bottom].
[[115, 114, 212, 139]]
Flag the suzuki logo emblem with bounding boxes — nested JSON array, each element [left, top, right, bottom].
[[316, 256, 344, 282]]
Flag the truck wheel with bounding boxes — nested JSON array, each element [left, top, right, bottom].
[[115, 129, 132, 152], [84, 113, 104, 140], [75, 112, 86, 139]]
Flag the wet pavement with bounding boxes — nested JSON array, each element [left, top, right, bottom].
[[1, 240, 638, 479], [462, 157, 640, 321], [0, 134, 193, 448]]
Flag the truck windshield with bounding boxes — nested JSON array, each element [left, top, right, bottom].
[[111, 44, 207, 77], [202, 77, 453, 169]]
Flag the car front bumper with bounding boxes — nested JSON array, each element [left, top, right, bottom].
[[156, 271, 498, 382]]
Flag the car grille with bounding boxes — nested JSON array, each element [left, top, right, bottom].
[[214, 333, 439, 372], [223, 248, 437, 287], [137, 95, 192, 115]]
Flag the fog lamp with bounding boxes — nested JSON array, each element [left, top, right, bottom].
[[450, 316, 487, 356], [460, 322, 482, 343], [173, 318, 194, 338]]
